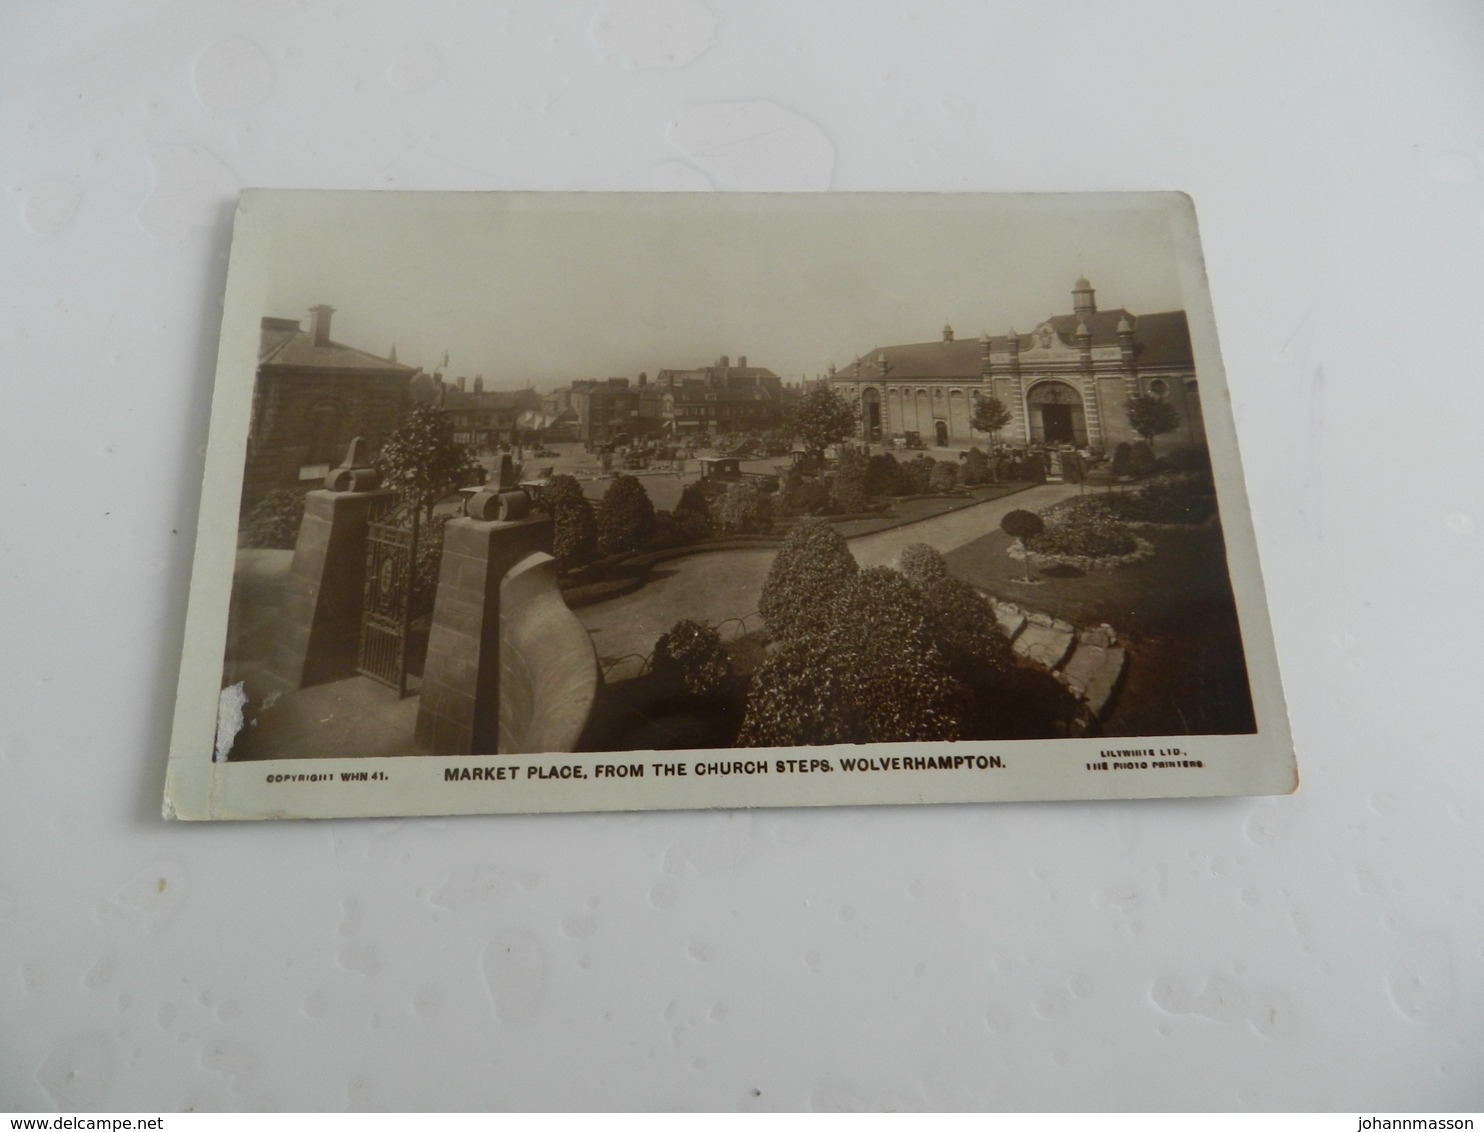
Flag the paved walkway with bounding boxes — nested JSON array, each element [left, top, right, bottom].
[[577, 483, 1082, 679]]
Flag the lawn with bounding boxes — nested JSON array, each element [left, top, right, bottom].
[[944, 522, 1257, 737]]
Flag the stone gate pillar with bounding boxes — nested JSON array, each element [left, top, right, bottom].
[[414, 506, 554, 756], [269, 486, 394, 689]]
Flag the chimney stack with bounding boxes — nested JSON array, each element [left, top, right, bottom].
[[309, 304, 336, 346], [457, 376, 466, 392], [738, 355, 747, 368], [719, 355, 730, 369], [474, 376, 484, 393]]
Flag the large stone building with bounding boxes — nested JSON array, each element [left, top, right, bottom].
[[829, 278, 1203, 453], [244, 305, 416, 506], [638, 356, 785, 437], [570, 377, 642, 443]]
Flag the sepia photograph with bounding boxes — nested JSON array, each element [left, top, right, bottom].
[[166, 190, 1294, 819]]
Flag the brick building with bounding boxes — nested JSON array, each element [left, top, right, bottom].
[[829, 278, 1203, 453], [638, 356, 786, 437], [243, 305, 416, 506]]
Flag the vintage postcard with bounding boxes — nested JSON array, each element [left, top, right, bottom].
[[165, 190, 1296, 820]]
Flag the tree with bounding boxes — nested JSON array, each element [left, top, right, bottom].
[[596, 473, 656, 555], [787, 383, 858, 464], [537, 473, 598, 572], [758, 518, 859, 642], [374, 406, 483, 519], [1124, 393, 1180, 453], [971, 393, 1012, 454], [1001, 508, 1045, 583]]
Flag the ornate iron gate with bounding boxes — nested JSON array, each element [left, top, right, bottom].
[[357, 497, 421, 697]]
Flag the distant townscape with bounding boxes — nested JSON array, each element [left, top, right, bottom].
[[221, 277, 1251, 766]]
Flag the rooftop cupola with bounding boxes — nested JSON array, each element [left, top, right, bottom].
[[942, 323, 954, 342], [1072, 276, 1096, 316], [1117, 314, 1134, 335]]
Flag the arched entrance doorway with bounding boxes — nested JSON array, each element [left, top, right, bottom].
[[861, 387, 881, 441], [1026, 380, 1088, 446], [934, 419, 949, 446]]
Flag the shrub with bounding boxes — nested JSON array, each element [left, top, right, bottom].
[[905, 454, 937, 494], [1023, 451, 1047, 484], [758, 518, 859, 642], [962, 446, 991, 485], [928, 460, 960, 493], [830, 445, 869, 513], [672, 481, 714, 540], [1027, 497, 1138, 559], [778, 465, 830, 516], [1103, 474, 1216, 525], [895, 542, 949, 586], [739, 567, 966, 746], [1162, 443, 1211, 474], [1110, 442, 1134, 478], [652, 619, 732, 698], [899, 544, 1014, 676], [596, 474, 656, 554], [713, 480, 773, 535], [1128, 441, 1158, 479], [242, 490, 305, 549], [539, 474, 599, 571], [866, 453, 912, 497]]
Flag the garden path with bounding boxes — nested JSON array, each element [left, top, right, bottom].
[[578, 482, 1082, 679]]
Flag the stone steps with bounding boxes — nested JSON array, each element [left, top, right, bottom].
[[988, 596, 1127, 732]]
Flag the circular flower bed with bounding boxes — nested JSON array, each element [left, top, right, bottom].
[[1007, 497, 1155, 571]]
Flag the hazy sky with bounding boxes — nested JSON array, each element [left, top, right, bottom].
[[257, 191, 1194, 389]]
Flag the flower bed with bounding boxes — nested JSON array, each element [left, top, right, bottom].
[[1102, 472, 1217, 525], [1011, 497, 1153, 571]]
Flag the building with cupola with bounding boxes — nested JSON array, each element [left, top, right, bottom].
[[828, 278, 1204, 453]]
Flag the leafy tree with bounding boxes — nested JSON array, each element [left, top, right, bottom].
[[758, 517, 859, 642], [596, 473, 656, 555], [713, 480, 773, 535], [971, 393, 1012, 447], [1124, 393, 1180, 453], [830, 445, 869, 513], [374, 406, 482, 519], [652, 619, 732, 698], [787, 383, 859, 464], [537, 473, 598, 572], [1001, 508, 1045, 583]]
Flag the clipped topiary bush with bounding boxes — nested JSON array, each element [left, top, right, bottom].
[[866, 453, 913, 497], [830, 445, 869, 513], [895, 541, 949, 586], [539, 473, 599, 571], [242, 489, 306, 549], [928, 460, 960, 493], [596, 473, 656, 555], [713, 479, 773, 535], [1110, 442, 1134, 478], [962, 446, 991, 486], [652, 619, 732, 698], [739, 566, 967, 747], [905, 454, 937, 494], [758, 518, 859, 642], [1128, 441, 1158, 479]]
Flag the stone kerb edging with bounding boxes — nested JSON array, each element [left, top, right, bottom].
[[986, 595, 1126, 736]]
